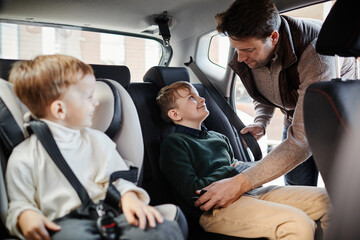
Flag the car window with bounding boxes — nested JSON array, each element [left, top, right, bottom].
[[208, 34, 230, 69], [0, 22, 163, 82]]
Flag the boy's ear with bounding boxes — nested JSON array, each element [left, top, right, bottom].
[[168, 109, 182, 121], [49, 100, 66, 120]]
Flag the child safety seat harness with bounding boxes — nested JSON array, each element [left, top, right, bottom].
[[28, 120, 138, 240]]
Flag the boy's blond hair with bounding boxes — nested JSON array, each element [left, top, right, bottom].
[[156, 81, 194, 123], [9, 54, 94, 118]]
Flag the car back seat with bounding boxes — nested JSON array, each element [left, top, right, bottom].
[[0, 64, 187, 238], [128, 66, 265, 240], [303, 0, 360, 198], [303, 0, 360, 238]]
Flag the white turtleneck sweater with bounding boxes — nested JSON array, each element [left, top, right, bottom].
[[5, 119, 149, 238]]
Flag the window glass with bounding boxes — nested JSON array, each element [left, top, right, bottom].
[[208, 34, 230, 68], [0, 22, 163, 82]]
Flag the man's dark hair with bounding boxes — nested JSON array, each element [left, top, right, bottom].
[[216, 0, 281, 40]]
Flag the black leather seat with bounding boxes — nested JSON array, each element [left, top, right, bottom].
[[128, 66, 265, 240], [303, 0, 360, 237], [303, 0, 360, 198]]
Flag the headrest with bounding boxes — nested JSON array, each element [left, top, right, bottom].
[[0, 78, 123, 158], [91, 64, 131, 89], [316, 0, 360, 57], [0, 59, 16, 80], [0, 79, 28, 159], [0, 59, 131, 89], [93, 79, 122, 139], [143, 66, 190, 89]]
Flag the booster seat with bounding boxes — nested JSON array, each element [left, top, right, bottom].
[[0, 63, 187, 238]]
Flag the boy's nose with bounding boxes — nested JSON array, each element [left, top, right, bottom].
[[199, 96, 205, 103]]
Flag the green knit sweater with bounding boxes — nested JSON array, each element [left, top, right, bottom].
[[159, 126, 238, 219]]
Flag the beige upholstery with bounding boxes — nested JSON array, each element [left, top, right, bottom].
[[0, 78, 144, 223], [0, 79, 28, 224], [92, 79, 144, 179], [0, 80, 28, 134]]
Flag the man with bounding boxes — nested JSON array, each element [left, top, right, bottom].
[[195, 0, 355, 211]]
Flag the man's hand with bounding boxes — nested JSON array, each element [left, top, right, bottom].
[[240, 123, 265, 140], [194, 173, 252, 211], [121, 191, 164, 230], [18, 209, 61, 240]]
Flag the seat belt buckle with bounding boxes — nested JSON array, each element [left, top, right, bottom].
[[97, 213, 120, 240]]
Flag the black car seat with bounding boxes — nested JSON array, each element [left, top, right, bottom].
[[0, 64, 187, 238], [303, 0, 360, 198], [303, 0, 360, 238], [128, 66, 265, 240]]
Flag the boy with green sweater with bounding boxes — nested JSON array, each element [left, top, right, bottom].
[[157, 81, 330, 240]]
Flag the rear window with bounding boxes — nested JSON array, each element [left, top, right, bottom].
[[0, 22, 163, 82]]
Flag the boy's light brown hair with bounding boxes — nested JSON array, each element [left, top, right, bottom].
[[156, 81, 194, 123], [9, 54, 94, 118]]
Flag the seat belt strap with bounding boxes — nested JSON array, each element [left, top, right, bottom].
[[28, 120, 93, 205], [28, 120, 139, 208], [104, 166, 138, 207], [185, 57, 262, 161]]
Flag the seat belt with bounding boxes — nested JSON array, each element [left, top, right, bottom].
[[185, 57, 262, 161], [27, 120, 138, 207], [28, 120, 140, 240]]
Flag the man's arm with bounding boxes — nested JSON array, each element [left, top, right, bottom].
[[253, 100, 275, 132], [195, 41, 355, 210], [240, 101, 274, 140], [194, 173, 252, 211], [159, 136, 236, 207]]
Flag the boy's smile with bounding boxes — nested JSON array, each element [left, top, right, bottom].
[[170, 87, 209, 130]]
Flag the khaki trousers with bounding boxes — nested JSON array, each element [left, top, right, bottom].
[[199, 186, 330, 240]]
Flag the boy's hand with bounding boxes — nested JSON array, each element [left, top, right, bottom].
[[18, 209, 61, 240], [121, 191, 164, 230]]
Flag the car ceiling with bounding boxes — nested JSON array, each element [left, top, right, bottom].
[[0, 0, 330, 45]]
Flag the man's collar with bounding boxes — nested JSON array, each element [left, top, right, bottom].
[[278, 15, 298, 69], [175, 124, 208, 137]]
